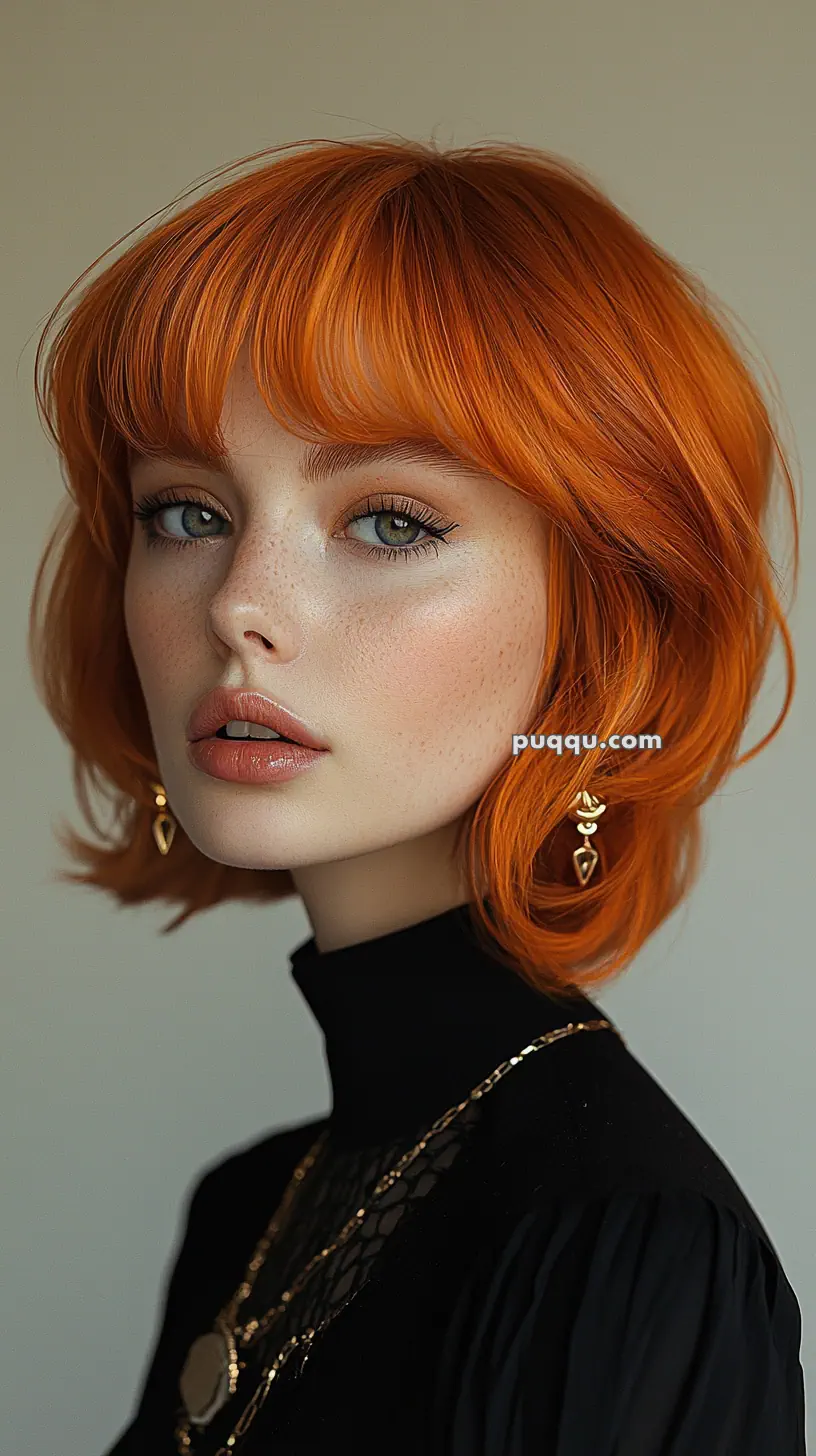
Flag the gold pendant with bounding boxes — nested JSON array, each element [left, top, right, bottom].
[[573, 839, 599, 886], [152, 811, 176, 855], [179, 1319, 240, 1427]]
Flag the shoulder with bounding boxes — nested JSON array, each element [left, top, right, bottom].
[[177, 1113, 329, 1278], [191, 1112, 328, 1204], [438, 1013, 808, 1452], [476, 1009, 781, 1256], [425, 1015, 808, 1453]]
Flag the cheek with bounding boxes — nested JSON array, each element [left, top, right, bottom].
[[335, 574, 546, 764], [123, 569, 151, 673], [123, 570, 188, 700]]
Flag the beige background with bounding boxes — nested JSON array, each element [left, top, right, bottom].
[[3, 1, 812, 1450]]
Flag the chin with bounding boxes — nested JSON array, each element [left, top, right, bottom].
[[176, 818, 295, 871]]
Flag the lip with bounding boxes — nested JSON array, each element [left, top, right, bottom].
[[186, 736, 326, 784], [187, 687, 329, 751]]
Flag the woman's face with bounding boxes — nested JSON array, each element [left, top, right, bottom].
[[124, 350, 550, 879]]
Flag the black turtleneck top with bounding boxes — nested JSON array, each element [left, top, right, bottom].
[[102, 903, 806, 1454]]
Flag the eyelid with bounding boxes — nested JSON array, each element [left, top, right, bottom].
[[336, 490, 453, 532]]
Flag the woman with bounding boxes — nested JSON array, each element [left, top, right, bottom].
[[29, 136, 805, 1453]]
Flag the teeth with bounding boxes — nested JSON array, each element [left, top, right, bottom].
[[224, 720, 285, 740]]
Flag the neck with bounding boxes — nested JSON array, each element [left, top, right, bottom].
[[288, 900, 603, 1144], [290, 816, 474, 953]]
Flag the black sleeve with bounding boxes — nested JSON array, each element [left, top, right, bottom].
[[100, 1166, 223, 1456], [439, 1186, 806, 1454]]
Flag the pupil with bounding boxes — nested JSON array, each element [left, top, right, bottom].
[[378, 512, 420, 546]]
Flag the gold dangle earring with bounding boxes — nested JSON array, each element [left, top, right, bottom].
[[150, 782, 177, 856], [567, 789, 606, 888]]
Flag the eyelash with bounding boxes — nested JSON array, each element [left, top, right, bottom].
[[131, 488, 459, 563]]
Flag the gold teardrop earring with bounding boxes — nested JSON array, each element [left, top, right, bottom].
[[150, 781, 177, 856], [567, 789, 606, 887]]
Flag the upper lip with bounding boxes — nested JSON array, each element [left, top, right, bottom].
[[187, 687, 329, 750]]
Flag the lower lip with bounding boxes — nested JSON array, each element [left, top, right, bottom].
[[186, 737, 328, 783]]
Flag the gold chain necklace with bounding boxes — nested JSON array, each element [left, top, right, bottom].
[[175, 1016, 624, 1454]]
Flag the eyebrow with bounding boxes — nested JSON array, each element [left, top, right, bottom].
[[129, 438, 493, 486], [302, 438, 493, 485]]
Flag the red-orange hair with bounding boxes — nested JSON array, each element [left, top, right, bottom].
[[28, 136, 799, 1002]]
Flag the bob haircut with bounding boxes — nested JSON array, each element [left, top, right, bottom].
[[29, 135, 799, 1003]]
